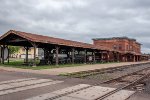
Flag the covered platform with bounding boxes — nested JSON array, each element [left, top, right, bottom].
[[0, 30, 118, 66], [0, 30, 148, 66]]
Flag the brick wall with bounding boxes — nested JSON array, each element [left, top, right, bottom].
[[93, 38, 141, 54]]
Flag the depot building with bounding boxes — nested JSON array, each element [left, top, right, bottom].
[[0, 30, 148, 66]]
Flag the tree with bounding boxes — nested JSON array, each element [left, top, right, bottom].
[[9, 46, 20, 56]]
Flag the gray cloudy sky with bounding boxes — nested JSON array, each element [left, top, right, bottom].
[[0, 0, 150, 53]]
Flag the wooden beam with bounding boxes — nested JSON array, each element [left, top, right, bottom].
[[8, 39, 27, 42]]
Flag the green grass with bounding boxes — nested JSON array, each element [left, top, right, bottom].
[[0, 59, 120, 70], [0, 60, 85, 70]]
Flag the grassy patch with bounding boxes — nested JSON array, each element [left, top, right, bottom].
[[0, 59, 120, 70], [0, 60, 85, 70], [0, 63, 84, 70]]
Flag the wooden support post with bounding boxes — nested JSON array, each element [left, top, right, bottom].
[[33, 45, 36, 66], [71, 48, 75, 64], [42, 48, 46, 60], [24, 47, 29, 64], [113, 52, 115, 62], [135, 56, 137, 62], [140, 56, 141, 61], [77, 50, 80, 55], [121, 55, 123, 62], [0, 46, 2, 64], [107, 51, 110, 62], [122, 55, 125, 62], [117, 53, 120, 62], [84, 49, 87, 64], [126, 55, 128, 62], [0, 46, 1, 63], [130, 55, 132, 62], [30, 42, 38, 67], [7, 47, 9, 64], [101, 52, 103, 62], [47, 49, 51, 65], [133, 55, 136, 62], [123, 55, 125, 62], [2, 45, 5, 64], [137, 56, 139, 61], [93, 50, 96, 63], [55, 46, 59, 66], [66, 49, 70, 58], [26, 47, 29, 63]]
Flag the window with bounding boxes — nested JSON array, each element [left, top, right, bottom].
[[119, 44, 122, 50], [113, 45, 117, 49], [130, 46, 133, 50], [126, 45, 128, 50]]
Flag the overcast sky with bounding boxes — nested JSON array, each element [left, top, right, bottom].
[[0, 0, 150, 53]]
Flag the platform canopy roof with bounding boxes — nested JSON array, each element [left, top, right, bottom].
[[120, 51, 141, 56], [0, 30, 115, 51]]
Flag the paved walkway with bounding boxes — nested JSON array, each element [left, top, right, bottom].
[[0, 61, 150, 75]]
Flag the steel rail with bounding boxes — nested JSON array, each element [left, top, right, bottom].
[[68, 63, 150, 78], [95, 72, 150, 100], [46, 65, 150, 100]]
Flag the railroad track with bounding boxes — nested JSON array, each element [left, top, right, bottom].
[[66, 63, 150, 78], [46, 65, 150, 100], [95, 68, 150, 100]]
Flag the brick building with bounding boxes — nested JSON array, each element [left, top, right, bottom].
[[93, 37, 142, 62]]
